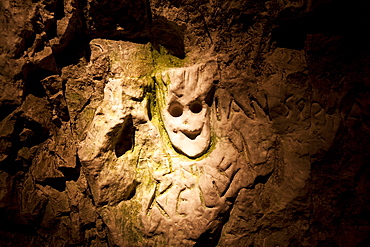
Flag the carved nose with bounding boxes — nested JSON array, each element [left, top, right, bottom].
[[181, 128, 202, 140]]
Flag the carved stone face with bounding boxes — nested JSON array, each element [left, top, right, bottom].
[[161, 62, 217, 158], [162, 96, 211, 157]]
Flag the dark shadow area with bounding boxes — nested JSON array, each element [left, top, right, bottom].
[[150, 16, 186, 58], [38, 177, 66, 192], [251, 171, 273, 189], [112, 115, 135, 158], [50, 0, 91, 66], [0, 210, 38, 236], [357, 237, 370, 247], [146, 77, 158, 121], [13, 29, 36, 59], [0, 103, 18, 122], [271, 0, 370, 51], [0, 115, 50, 175], [54, 0, 65, 20], [0, 114, 26, 175], [58, 155, 81, 182], [122, 180, 140, 201], [0, 159, 24, 177], [88, 0, 151, 42], [194, 198, 236, 247], [21, 65, 49, 98], [53, 34, 91, 67], [205, 84, 216, 107], [309, 106, 370, 245], [271, 24, 306, 50], [22, 120, 50, 147]]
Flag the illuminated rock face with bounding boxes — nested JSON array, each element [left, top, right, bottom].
[[75, 41, 258, 245], [140, 138, 258, 246], [161, 62, 217, 158], [72, 40, 265, 246], [2, 0, 370, 246]]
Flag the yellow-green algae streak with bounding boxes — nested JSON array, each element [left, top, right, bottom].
[[107, 43, 188, 246]]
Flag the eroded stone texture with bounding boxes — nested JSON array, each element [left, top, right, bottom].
[[76, 37, 342, 246], [76, 41, 256, 246], [1, 0, 370, 246], [77, 39, 155, 246]]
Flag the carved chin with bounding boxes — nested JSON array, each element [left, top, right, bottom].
[[169, 129, 210, 158]]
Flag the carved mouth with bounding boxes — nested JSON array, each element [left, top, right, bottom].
[[180, 128, 202, 140]]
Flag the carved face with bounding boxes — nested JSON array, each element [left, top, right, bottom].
[[161, 62, 217, 158], [162, 97, 211, 157]]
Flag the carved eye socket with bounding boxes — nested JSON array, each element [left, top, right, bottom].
[[189, 101, 203, 114], [168, 102, 183, 117]]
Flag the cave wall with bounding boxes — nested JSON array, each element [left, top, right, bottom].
[[1, 0, 370, 246]]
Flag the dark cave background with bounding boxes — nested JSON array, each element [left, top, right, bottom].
[[1, 0, 370, 246]]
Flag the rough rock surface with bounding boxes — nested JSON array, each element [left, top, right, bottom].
[[1, 0, 370, 246]]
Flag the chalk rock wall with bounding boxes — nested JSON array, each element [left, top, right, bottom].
[[1, 0, 370, 246]]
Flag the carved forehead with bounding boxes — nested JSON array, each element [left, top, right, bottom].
[[162, 61, 218, 104]]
